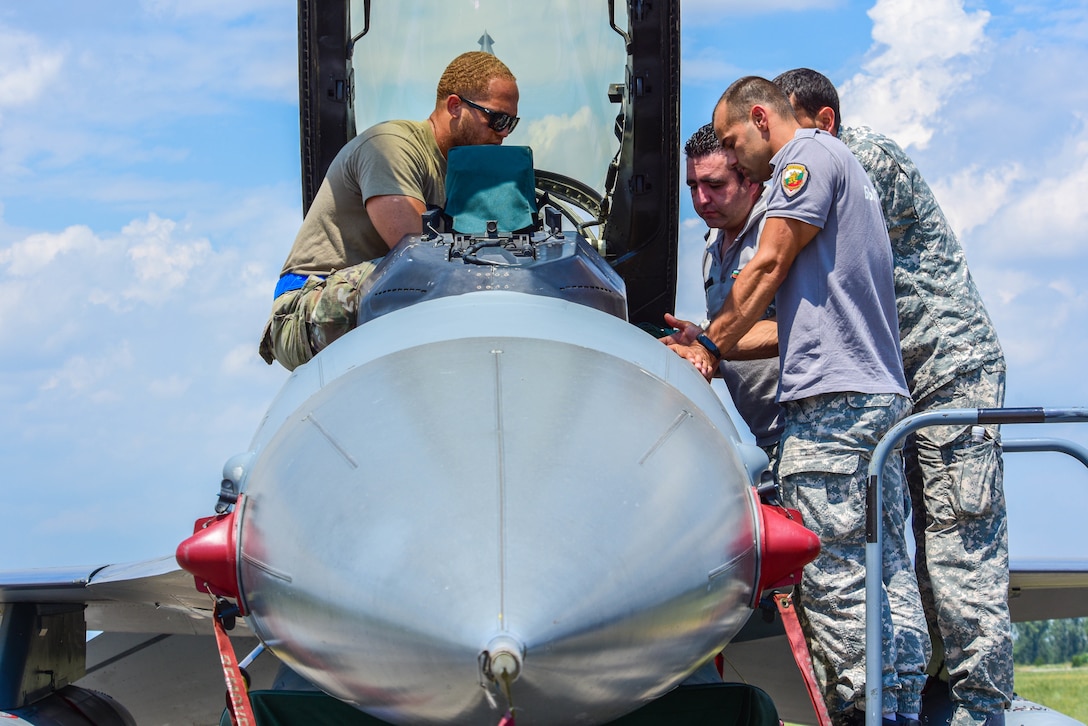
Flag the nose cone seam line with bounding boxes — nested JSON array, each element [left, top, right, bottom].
[[493, 348, 508, 630]]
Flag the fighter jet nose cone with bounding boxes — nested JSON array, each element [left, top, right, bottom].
[[755, 501, 821, 595], [176, 509, 242, 605], [233, 293, 770, 722]]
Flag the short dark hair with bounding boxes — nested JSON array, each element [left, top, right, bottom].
[[436, 51, 516, 104], [772, 68, 841, 133], [717, 76, 795, 127], [684, 123, 723, 158]]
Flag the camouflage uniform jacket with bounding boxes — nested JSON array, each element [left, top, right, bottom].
[[840, 126, 1004, 402]]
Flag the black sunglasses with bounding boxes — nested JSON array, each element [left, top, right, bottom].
[[456, 94, 519, 134]]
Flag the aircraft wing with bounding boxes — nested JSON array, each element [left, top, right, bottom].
[[0, 558, 285, 724], [4, 558, 1086, 725], [1008, 558, 1088, 622], [0, 556, 218, 635], [710, 558, 1088, 726]]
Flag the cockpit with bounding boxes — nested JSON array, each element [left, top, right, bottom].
[[299, 0, 680, 325]]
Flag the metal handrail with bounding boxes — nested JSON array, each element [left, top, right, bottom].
[[1001, 437, 1088, 468], [864, 407, 1088, 726]]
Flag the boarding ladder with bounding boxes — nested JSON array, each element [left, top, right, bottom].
[[864, 407, 1088, 726]]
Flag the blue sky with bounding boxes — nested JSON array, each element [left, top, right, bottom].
[[0, 0, 1086, 571]]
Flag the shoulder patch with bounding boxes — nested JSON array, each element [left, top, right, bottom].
[[782, 163, 808, 197]]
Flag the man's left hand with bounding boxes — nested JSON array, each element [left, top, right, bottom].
[[668, 341, 716, 379], [659, 313, 716, 380]]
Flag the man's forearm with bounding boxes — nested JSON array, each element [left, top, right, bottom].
[[724, 319, 778, 360], [704, 216, 815, 356], [703, 261, 783, 355]]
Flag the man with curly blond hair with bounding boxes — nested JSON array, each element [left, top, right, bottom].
[[260, 51, 520, 370]]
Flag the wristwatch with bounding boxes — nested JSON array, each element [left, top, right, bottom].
[[695, 333, 721, 361]]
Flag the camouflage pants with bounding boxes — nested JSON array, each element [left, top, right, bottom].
[[904, 363, 1011, 725], [760, 441, 781, 475], [777, 392, 930, 723], [258, 260, 382, 371]]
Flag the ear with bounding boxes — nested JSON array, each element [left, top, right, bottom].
[[445, 94, 462, 118], [814, 106, 837, 134], [750, 104, 769, 131]]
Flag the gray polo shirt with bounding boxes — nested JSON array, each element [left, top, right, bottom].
[[765, 129, 908, 403]]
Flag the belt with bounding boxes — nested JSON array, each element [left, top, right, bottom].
[[273, 273, 323, 299]]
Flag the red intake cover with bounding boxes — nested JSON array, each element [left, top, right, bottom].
[[755, 502, 820, 594], [176, 507, 243, 611]]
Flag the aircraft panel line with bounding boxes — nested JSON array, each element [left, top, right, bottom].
[[638, 410, 693, 465], [304, 413, 359, 469]]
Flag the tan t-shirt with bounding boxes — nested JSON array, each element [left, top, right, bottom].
[[281, 119, 446, 277]]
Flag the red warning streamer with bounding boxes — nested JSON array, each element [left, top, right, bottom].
[[211, 596, 257, 726], [775, 590, 832, 726]]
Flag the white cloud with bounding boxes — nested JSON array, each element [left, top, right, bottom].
[[948, 115, 1088, 262], [973, 267, 1040, 309], [974, 265, 1088, 385], [0, 28, 63, 107], [0, 210, 268, 361], [928, 162, 1023, 239], [840, 0, 990, 148], [868, 0, 988, 64], [991, 119, 1088, 258], [124, 215, 212, 303], [0, 224, 97, 276], [0, 5, 297, 182], [524, 106, 614, 192], [0, 3, 294, 571], [41, 344, 135, 401], [222, 343, 261, 375]]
